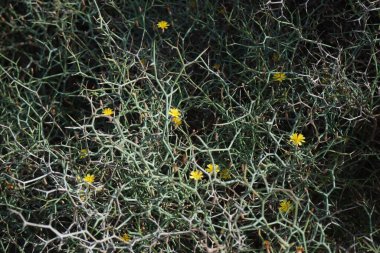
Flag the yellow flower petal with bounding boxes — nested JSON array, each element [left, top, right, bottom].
[[168, 108, 181, 118], [171, 116, 182, 127], [121, 233, 130, 243], [220, 168, 232, 180], [205, 164, 220, 173], [83, 174, 95, 184], [102, 108, 114, 116], [290, 133, 306, 146], [273, 72, 286, 82], [279, 199, 292, 213], [189, 169, 203, 181], [79, 148, 88, 159], [157, 20, 169, 31]]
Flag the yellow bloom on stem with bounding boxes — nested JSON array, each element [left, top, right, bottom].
[[169, 107, 181, 118], [102, 108, 114, 116], [273, 72, 286, 82], [190, 169, 203, 181], [205, 164, 220, 173], [79, 148, 88, 159], [171, 116, 182, 127], [157, 20, 169, 32], [296, 246, 304, 253], [83, 174, 95, 184], [120, 233, 130, 243], [279, 199, 292, 213], [290, 133, 306, 146], [220, 168, 231, 180]]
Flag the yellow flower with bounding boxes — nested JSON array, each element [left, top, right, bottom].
[[273, 72, 286, 82], [171, 116, 182, 127], [290, 133, 306, 146], [296, 246, 304, 253], [220, 168, 231, 180], [79, 148, 88, 159], [157, 20, 169, 32], [120, 233, 130, 243], [190, 169, 203, 181], [102, 108, 114, 116], [205, 164, 220, 173], [279, 199, 292, 213], [169, 107, 181, 118], [83, 174, 95, 184]]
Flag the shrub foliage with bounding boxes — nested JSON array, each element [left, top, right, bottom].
[[1, 1, 379, 252]]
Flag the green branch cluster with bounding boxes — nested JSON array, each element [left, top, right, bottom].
[[1, 1, 379, 252]]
